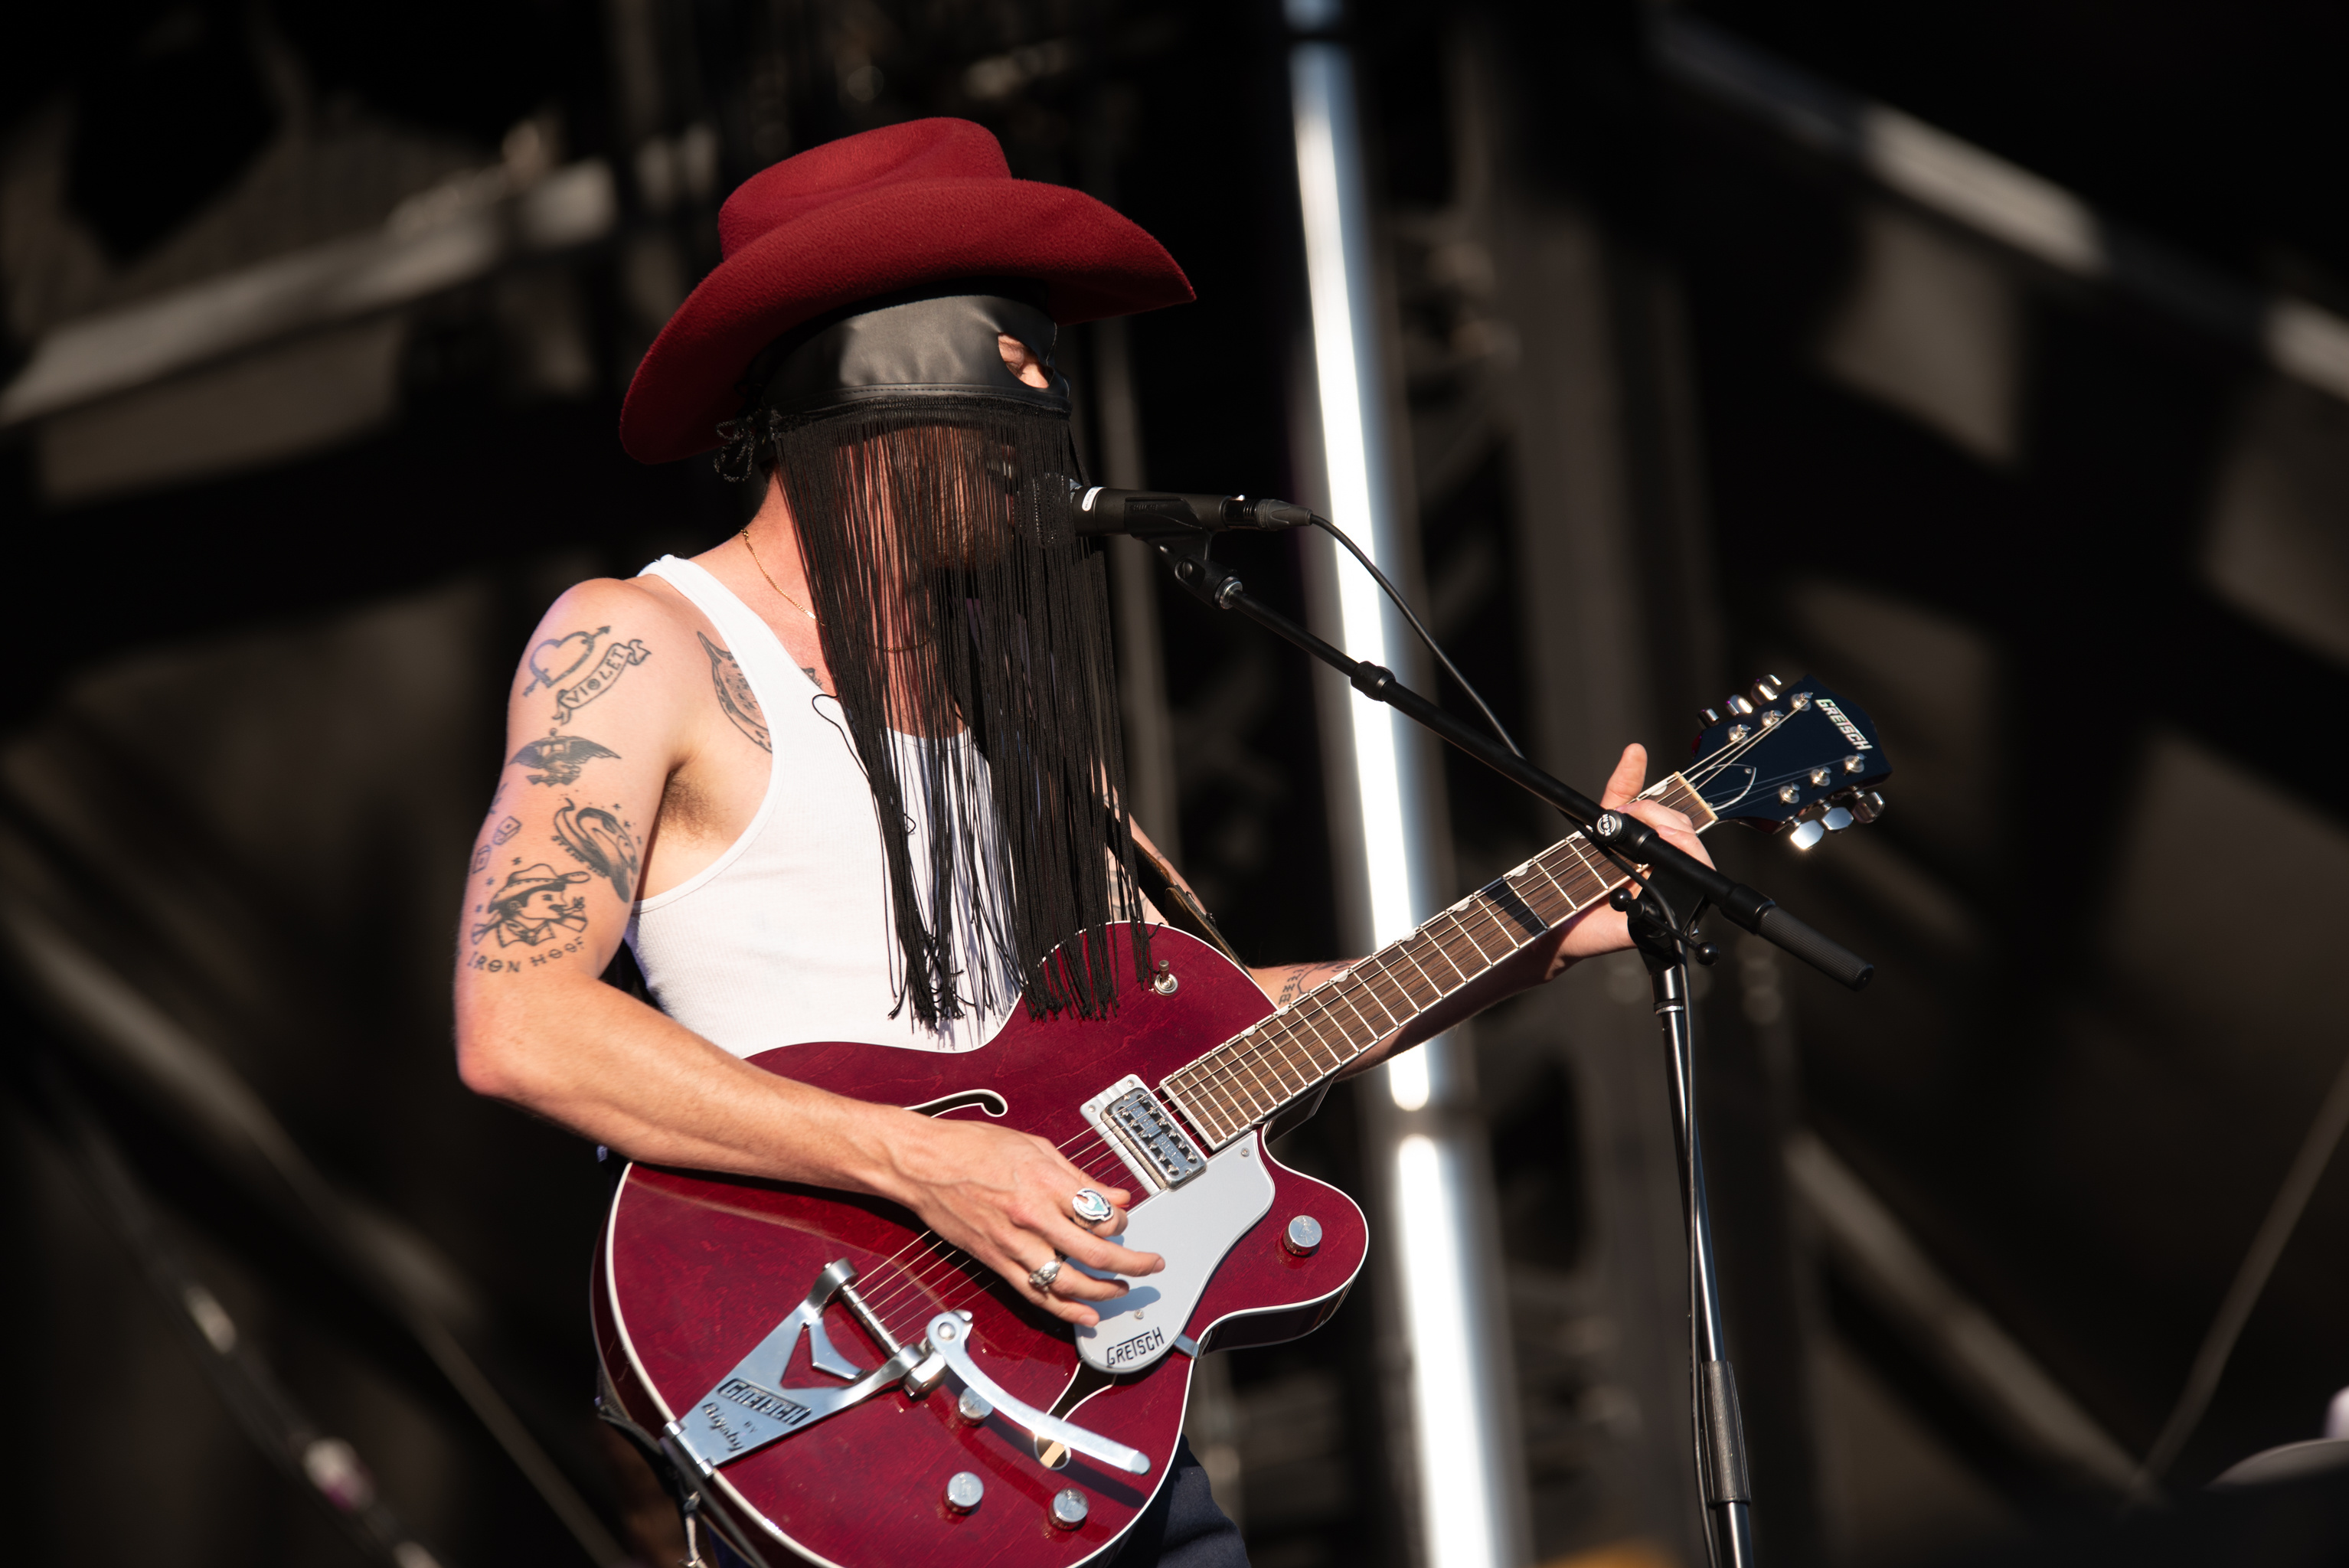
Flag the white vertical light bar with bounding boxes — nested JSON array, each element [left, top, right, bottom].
[[1289, 42, 1436, 1118], [1290, 32, 1510, 1568], [1290, 43, 1420, 954], [1397, 1135, 1501, 1568]]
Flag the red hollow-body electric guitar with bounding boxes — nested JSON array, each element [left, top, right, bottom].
[[593, 678, 1890, 1567]]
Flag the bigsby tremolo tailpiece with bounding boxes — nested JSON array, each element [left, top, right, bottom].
[[663, 1259, 920, 1476], [663, 1259, 1150, 1480]]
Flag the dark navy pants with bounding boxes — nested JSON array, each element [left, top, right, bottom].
[[707, 1437, 1246, 1566], [1108, 1438, 1249, 1567]]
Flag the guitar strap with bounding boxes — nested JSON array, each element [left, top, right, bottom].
[[1121, 825, 1245, 968]]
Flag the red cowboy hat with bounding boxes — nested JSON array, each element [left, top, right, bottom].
[[619, 118, 1194, 465]]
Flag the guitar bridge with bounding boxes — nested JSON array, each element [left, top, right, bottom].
[[1080, 1077, 1207, 1193]]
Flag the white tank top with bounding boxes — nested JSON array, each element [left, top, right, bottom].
[[624, 556, 1015, 1055]]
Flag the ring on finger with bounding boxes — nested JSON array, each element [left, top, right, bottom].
[[1071, 1188, 1115, 1225], [1027, 1256, 1064, 1293]]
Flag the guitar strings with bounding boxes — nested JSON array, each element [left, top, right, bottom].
[[871, 1123, 1174, 1331], [836, 1120, 1145, 1334], [753, 1111, 1136, 1348], [835, 1122, 1124, 1323], [853, 1170, 1115, 1325]]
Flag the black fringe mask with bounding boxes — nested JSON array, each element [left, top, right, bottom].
[[718, 288, 1143, 1027]]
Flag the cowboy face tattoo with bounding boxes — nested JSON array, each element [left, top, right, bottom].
[[472, 864, 593, 948]]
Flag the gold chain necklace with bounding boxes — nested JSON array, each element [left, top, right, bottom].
[[738, 525, 932, 653], [739, 527, 817, 621]]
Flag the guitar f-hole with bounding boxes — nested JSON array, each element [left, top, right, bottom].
[[903, 1089, 1009, 1119]]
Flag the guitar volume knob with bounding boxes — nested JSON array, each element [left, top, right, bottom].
[[1283, 1214, 1323, 1256], [944, 1472, 984, 1513], [1050, 1489, 1090, 1530]]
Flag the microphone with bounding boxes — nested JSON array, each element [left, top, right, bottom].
[[1071, 487, 1318, 540]]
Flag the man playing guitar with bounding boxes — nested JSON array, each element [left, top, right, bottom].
[[453, 118, 1706, 1565]]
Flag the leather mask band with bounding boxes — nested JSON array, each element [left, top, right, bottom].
[[748, 280, 1069, 418]]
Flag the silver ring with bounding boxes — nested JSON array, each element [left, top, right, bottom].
[[1027, 1256, 1063, 1293], [1072, 1188, 1115, 1225]]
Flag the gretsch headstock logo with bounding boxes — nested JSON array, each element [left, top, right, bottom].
[[1813, 698, 1874, 751]]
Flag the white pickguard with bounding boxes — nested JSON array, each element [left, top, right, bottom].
[[1071, 1136, 1275, 1374]]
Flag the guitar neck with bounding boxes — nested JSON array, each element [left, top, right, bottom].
[[1161, 773, 1720, 1148]]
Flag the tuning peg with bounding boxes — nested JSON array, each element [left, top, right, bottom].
[[1753, 675, 1783, 703], [1850, 790, 1887, 825], [1725, 694, 1756, 717], [1787, 819, 1826, 851], [1821, 805, 1854, 832], [1700, 707, 1723, 727]]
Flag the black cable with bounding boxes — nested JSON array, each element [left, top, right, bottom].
[[1220, 515, 1668, 895], [1310, 515, 1526, 759]]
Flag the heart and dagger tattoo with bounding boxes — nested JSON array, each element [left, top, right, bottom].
[[467, 620, 769, 963]]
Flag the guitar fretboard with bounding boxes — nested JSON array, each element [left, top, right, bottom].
[[1160, 774, 1718, 1148]]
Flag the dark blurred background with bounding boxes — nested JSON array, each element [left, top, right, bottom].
[[6, 2, 2349, 1566]]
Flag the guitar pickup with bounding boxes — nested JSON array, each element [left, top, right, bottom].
[[1080, 1077, 1207, 1194]]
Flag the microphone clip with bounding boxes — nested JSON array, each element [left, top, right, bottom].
[[1074, 488, 1317, 540]]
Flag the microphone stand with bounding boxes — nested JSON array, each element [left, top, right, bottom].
[[1156, 547, 1872, 1568]]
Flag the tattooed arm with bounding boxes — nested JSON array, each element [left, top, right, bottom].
[[454, 569, 1159, 1327]]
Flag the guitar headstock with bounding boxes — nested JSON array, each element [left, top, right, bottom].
[[1686, 675, 1892, 850]]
